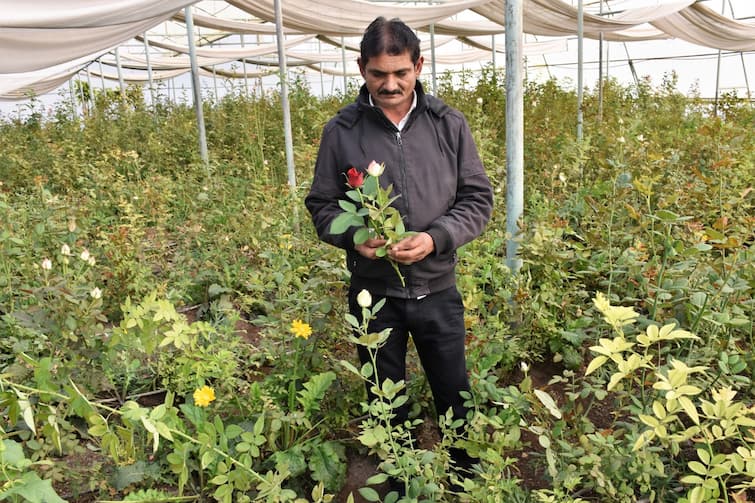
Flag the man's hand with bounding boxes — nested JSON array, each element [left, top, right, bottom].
[[355, 237, 388, 260], [388, 232, 435, 265]]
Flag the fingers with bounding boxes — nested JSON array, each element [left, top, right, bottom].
[[355, 237, 388, 260], [388, 233, 434, 265], [357, 233, 436, 265]]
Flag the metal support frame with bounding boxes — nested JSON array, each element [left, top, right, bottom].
[[142, 32, 155, 106], [505, 0, 524, 274], [185, 6, 209, 166], [577, 0, 584, 142], [274, 0, 297, 189], [114, 47, 126, 97]]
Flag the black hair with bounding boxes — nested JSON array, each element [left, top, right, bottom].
[[360, 17, 421, 66]]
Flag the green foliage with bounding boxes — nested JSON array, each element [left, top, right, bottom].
[[0, 72, 753, 500]]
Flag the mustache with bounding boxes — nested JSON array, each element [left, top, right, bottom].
[[379, 89, 402, 95]]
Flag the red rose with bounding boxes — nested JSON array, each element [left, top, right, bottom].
[[346, 167, 364, 188]]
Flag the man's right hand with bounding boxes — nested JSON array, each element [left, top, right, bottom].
[[354, 237, 387, 260]]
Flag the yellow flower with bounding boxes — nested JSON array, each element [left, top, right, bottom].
[[193, 385, 216, 407], [290, 319, 312, 339]]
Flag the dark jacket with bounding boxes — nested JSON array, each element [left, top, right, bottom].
[[305, 82, 493, 298]]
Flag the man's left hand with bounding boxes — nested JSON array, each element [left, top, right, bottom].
[[388, 232, 435, 265]]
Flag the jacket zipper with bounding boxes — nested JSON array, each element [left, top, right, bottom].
[[395, 130, 414, 296]]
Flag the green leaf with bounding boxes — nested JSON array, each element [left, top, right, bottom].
[[585, 355, 608, 375], [358, 487, 381, 501], [308, 441, 346, 490], [209, 474, 229, 485], [201, 450, 216, 469], [340, 360, 361, 376], [354, 227, 370, 245], [366, 473, 389, 485], [338, 200, 358, 213], [0, 439, 25, 465], [298, 371, 337, 415], [273, 446, 308, 477], [688, 461, 708, 475], [344, 313, 360, 329], [330, 213, 363, 234], [2, 472, 67, 503], [18, 399, 36, 435], [678, 396, 700, 425], [346, 189, 361, 202], [253, 414, 265, 436], [533, 389, 562, 419], [655, 209, 682, 222], [360, 362, 374, 379], [112, 460, 159, 491]]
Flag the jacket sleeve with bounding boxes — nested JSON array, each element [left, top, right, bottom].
[[425, 115, 493, 256], [304, 124, 356, 250]]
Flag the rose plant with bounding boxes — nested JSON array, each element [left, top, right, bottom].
[[329, 161, 414, 286]]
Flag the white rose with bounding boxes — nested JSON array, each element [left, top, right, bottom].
[[357, 289, 372, 308], [366, 161, 384, 177]]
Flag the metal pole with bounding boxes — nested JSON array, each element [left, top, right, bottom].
[[184, 6, 209, 165], [213, 66, 219, 102], [341, 36, 348, 94], [85, 67, 95, 109], [741, 53, 752, 103], [713, 0, 726, 116], [98, 59, 106, 90], [598, 0, 604, 122], [577, 0, 584, 142], [274, 0, 297, 189], [430, 23, 437, 95], [505, 0, 523, 274], [68, 78, 77, 119], [319, 39, 325, 97], [143, 32, 155, 106], [114, 47, 126, 98], [241, 34, 249, 96], [491, 34, 496, 70], [77, 72, 87, 113], [257, 34, 264, 95], [727, 0, 751, 103]]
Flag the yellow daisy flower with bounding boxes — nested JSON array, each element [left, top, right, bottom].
[[290, 319, 312, 339], [193, 385, 216, 407]]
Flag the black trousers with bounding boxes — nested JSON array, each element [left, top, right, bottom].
[[348, 286, 471, 426]]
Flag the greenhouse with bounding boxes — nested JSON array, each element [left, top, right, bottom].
[[1, 1, 753, 502]]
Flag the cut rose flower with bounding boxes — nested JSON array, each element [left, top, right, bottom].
[[367, 160, 384, 177], [346, 167, 364, 188]]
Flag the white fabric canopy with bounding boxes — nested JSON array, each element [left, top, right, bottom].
[[0, 52, 100, 99], [143, 34, 315, 60], [172, 10, 301, 35], [652, 3, 755, 51], [0, 0, 198, 73], [227, 0, 492, 36]]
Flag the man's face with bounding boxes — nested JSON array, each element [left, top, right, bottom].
[[358, 50, 423, 114]]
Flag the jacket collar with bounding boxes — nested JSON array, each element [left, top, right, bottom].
[[336, 81, 448, 128]]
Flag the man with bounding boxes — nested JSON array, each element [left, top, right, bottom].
[[305, 15, 493, 487]]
